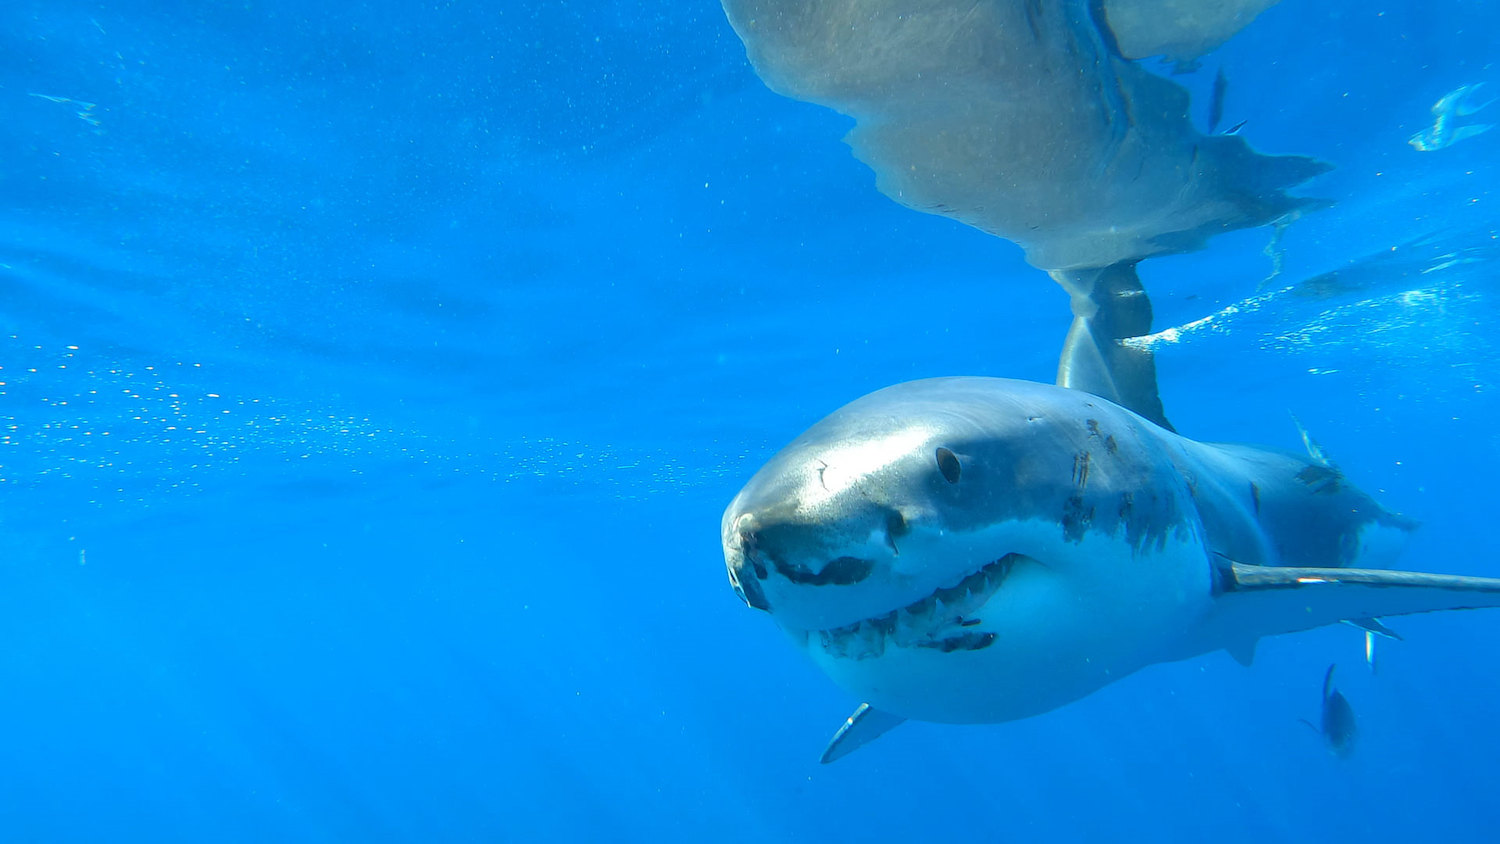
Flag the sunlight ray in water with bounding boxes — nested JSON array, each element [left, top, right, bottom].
[[0, 332, 748, 524]]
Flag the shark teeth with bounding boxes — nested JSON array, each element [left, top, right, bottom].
[[817, 553, 1024, 660]]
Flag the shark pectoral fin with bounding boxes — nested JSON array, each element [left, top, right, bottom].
[[1342, 616, 1404, 641], [1224, 638, 1257, 667], [1204, 563, 1500, 645], [819, 703, 907, 764]]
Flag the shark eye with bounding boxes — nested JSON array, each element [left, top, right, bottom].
[[935, 447, 961, 484]]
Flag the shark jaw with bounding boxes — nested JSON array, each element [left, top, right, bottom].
[[779, 521, 1215, 725], [810, 553, 1023, 660], [726, 460, 1215, 724]]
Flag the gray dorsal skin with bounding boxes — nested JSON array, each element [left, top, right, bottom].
[[721, 377, 1500, 762], [1053, 263, 1174, 431], [819, 703, 907, 764]]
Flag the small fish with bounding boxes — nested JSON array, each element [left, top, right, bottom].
[[1222, 119, 1247, 136], [1409, 82, 1494, 151], [1208, 68, 1228, 134], [1318, 664, 1358, 758], [1365, 629, 1377, 674]]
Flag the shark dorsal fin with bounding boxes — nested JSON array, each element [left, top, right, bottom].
[[1052, 262, 1175, 432]]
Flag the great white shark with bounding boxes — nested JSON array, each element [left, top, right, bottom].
[[715, 0, 1500, 763], [721, 376, 1500, 762]]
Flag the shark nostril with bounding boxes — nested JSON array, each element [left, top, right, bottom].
[[738, 530, 769, 580], [727, 552, 773, 612]]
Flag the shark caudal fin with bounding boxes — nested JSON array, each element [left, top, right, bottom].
[[819, 703, 906, 764], [1195, 561, 1500, 652], [1052, 262, 1175, 432]]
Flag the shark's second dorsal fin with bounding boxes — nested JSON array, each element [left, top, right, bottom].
[[1052, 262, 1175, 432], [819, 703, 906, 764], [1289, 412, 1336, 468]]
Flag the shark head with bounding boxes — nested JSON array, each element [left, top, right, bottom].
[[722, 377, 1211, 724]]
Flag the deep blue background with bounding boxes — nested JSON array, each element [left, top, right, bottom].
[[1, 1, 1497, 840]]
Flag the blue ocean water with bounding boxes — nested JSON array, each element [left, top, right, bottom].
[[2, 0, 1497, 840]]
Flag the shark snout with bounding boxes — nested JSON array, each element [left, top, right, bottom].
[[724, 506, 911, 626], [726, 513, 773, 612]]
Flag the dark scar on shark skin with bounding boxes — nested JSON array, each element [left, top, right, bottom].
[[1073, 451, 1092, 489], [919, 632, 997, 653], [1062, 495, 1095, 542], [1087, 420, 1119, 456], [739, 530, 770, 580]]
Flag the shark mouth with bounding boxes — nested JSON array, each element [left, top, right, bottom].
[[816, 553, 1027, 660]]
